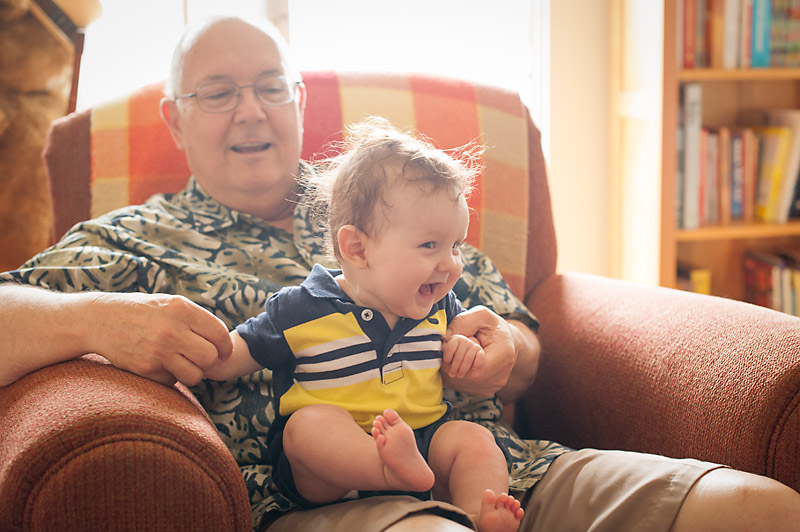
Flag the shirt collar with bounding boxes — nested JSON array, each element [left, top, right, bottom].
[[172, 162, 312, 234], [302, 264, 347, 300], [301, 264, 444, 323]]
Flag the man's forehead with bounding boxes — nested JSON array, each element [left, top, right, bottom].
[[183, 23, 284, 85]]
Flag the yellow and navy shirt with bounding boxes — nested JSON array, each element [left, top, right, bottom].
[[237, 264, 459, 434]]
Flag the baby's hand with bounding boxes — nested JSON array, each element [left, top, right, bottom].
[[441, 334, 485, 379]]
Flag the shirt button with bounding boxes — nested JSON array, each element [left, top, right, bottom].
[[361, 309, 373, 321]]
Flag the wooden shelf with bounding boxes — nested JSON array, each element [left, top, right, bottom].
[[677, 221, 800, 242], [611, 0, 800, 302], [679, 68, 800, 82]]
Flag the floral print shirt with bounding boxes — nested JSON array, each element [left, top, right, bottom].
[[1, 168, 570, 529]]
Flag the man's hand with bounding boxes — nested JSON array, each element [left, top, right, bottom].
[[0, 285, 233, 387], [87, 292, 233, 386], [442, 306, 540, 401]]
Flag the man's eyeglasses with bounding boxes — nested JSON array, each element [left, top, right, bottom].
[[178, 75, 301, 113]]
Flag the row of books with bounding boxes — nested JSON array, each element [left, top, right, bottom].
[[677, 262, 713, 294], [677, 83, 800, 228], [743, 249, 800, 314], [679, 250, 800, 316], [679, 0, 800, 69]]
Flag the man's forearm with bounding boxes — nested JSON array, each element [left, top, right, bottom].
[[0, 284, 93, 386], [495, 318, 541, 404]]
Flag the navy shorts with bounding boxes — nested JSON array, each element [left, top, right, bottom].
[[271, 404, 453, 509]]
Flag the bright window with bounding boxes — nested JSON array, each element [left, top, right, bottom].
[[288, 1, 535, 103], [76, 1, 265, 110], [77, 1, 547, 136]]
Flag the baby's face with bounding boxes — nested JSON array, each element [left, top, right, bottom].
[[358, 182, 469, 323]]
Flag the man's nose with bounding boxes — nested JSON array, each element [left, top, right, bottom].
[[234, 86, 267, 120]]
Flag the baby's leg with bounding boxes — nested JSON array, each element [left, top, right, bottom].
[[282, 405, 434, 504], [427, 420, 523, 532]]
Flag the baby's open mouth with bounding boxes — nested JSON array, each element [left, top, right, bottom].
[[419, 283, 435, 296], [232, 142, 271, 154]]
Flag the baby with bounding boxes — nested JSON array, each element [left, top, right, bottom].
[[206, 117, 523, 532]]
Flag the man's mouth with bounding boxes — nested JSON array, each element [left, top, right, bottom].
[[231, 142, 271, 154]]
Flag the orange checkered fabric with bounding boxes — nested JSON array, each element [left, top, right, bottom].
[[89, 72, 531, 297]]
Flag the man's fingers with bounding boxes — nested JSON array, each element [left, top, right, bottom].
[[174, 298, 233, 360], [448, 305, 491, 337], [162, 352, 205, 387]]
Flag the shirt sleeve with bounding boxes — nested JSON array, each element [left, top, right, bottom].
[[444, 291, 466, 323], [0, 220, 168, 294], [453, 244, 539, 334], [235, 291, 293, 370]]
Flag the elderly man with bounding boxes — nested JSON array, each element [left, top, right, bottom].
[[2, 15, 800, 532]]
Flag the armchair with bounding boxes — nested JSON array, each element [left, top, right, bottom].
[[1, 71, 799, 531]]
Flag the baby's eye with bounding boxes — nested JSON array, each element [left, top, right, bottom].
[[421, 242, 436, 249], [452, 241, 463, 249]]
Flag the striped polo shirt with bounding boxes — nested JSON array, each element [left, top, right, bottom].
[[236, 264, 462, 433]]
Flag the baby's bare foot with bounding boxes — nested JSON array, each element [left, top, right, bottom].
[[474, 489, 524, 532], [371, 408, 435, 492]]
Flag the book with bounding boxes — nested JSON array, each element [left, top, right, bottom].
[[718, 126, 733, 224], [705, 129, 720, 225], [752, 125, 793, 222], [743, 251, 775, 308], [725, 126, 760, 222], [697, 0, 710, 67], [723, 0, 743, 68], [685, 0, 699, 67], [788, 0, 800, 66], [699, 127, 709, 224], [743, 249, 789, 311], [780, 249, 800, 315], [752, 0, 773, 67], [742, 126, 760, 222], [743, 249, 800, 314], [765, 108, 800, 223], [711, 0, 727, 67], [681, 83, 703, 229], [677, 262, 713, 294], [730, 129, 746, 220], [788, 169, 800, 218], [677, 105, 686, 226], [678, 0, 686, 68], [741, 0, 755, 67]]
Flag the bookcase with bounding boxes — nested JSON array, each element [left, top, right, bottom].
[[611, 0, 800, 304]]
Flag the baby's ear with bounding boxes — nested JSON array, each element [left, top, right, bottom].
[[337, 225, 368, 268]]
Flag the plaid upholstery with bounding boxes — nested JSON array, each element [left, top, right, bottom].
[[88, 72, 531, 297]]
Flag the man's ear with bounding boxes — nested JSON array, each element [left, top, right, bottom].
[[337, 225, 368, 269], [159, 97, 185, 151], [296, 81, 307, 114]]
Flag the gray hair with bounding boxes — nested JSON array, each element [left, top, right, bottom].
[[164, 16, 299, 100]]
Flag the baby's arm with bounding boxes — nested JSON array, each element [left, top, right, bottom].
[[441, 334, 485, 379], [204, 330, 264, 381]]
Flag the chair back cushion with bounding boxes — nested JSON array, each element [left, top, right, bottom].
[[43, 71, 556, 299]]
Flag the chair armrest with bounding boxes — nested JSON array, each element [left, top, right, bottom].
[[519, 272, 800, 492], [0, 354, 250, 531]]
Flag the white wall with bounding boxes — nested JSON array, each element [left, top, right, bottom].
[[548, 0, 611, 277]]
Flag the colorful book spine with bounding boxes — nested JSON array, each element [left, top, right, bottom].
[[751, 0, 773, 67], [681, 83, 703, 229], [685, 0, 698, 67], [731, 131, 745, 220], [753, 125, 793, 222]]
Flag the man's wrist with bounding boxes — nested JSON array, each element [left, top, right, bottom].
[[497, 319, 539, 403]]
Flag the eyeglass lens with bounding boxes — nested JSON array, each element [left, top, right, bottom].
[[195, 77, 295, 112]]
